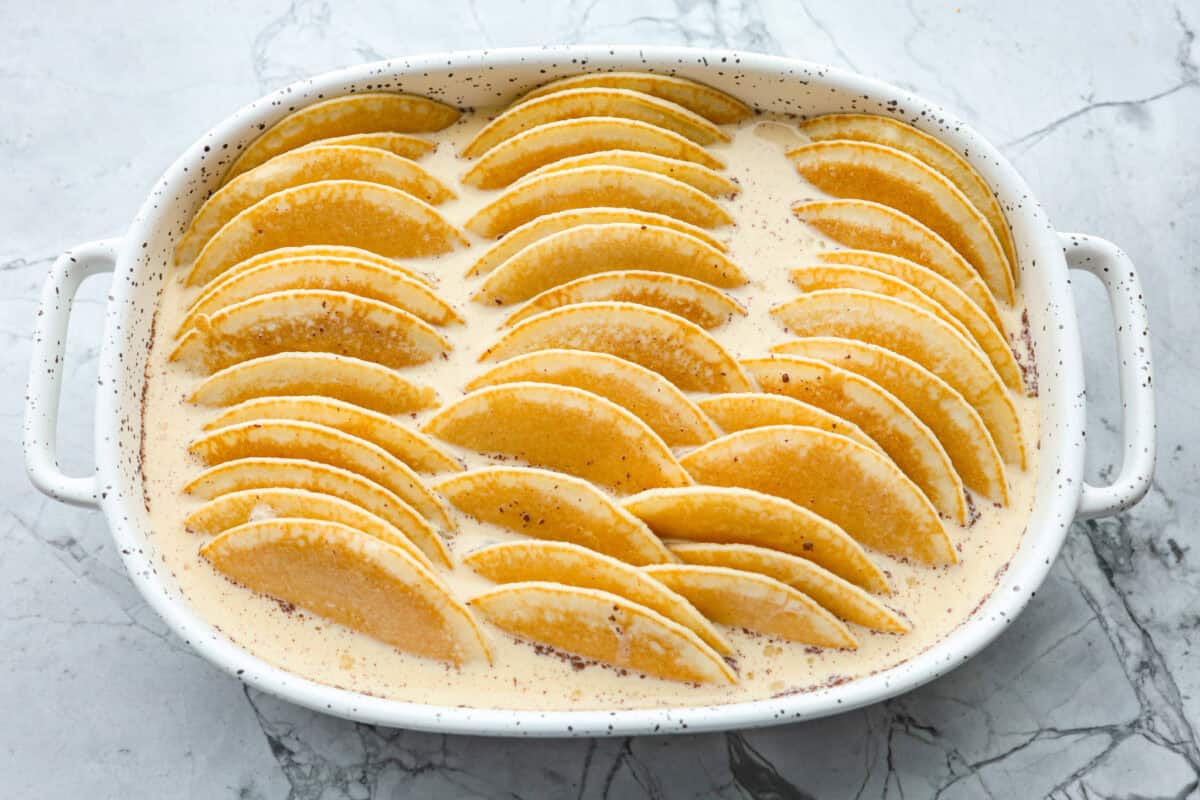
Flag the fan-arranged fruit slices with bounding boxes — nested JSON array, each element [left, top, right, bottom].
[[139, 71, 1039, 709]]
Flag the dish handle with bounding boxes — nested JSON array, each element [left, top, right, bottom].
[[23, 238, 121, 508], [1061, 232, 1156, 519]]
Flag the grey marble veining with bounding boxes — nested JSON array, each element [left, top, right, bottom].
[[4, 1, 1197, 797]]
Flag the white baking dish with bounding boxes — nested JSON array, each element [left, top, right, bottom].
[[22, 46, 1156, 736]]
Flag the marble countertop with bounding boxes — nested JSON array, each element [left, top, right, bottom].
[[5, 1, 1197, 797]]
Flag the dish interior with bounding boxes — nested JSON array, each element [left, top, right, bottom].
[[97, 50, 1083, 732]]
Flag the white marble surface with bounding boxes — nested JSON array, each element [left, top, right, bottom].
[[4, 1, 1197, 797]]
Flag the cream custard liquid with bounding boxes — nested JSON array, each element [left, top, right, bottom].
[[140, 109, 1040, 709]]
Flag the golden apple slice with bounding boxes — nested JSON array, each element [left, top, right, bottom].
[[463, 117, 722, 188], [187, 181, 464, 287], [467, 207, 725, 279], [423, 383, 690, 494], [516, 150, 739, 197], [188, 244, 432, 291], [463, 540, 729, 653], [188, 352, 436, 414], [670, 543, 907, 633], [465, 166, 732, 237], [481, 302, 751, 393], [744, 355, 966, 523], [462, 87, 728, 158], [473, 222, 745, 306], [183, 487, 434, 570], [794, 200, 1004, 328], [469, 582, 734, 683], [642, 564, 857, 648], [517, 72, 752, 124], [770, 289, 1025, 467], [799, 114, 1017, 284], [680, 425, 955, 566], [503, 270, 745, 330], [296, 132, 435, 160], [203, 395, 462, 474], [789, 140, 1014, 303], [188, 420, 452, 529], [170, 290, 451, 373], [819, 250, 1023, 392], [466, 349, 717, 447], [183, 457, 450, 567], [622, 485, 890, 594], [791, 264, 973, 343], [177, 146, 454, 264], [201, 519, 488, 663], [225, 92, 459, 179], [770, 337, 1008, 503], [433, 467, 672, 565], [179, 255, 460, 335], [697, 393, 882, 455]]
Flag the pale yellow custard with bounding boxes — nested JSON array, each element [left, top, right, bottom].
[[140, 104, 1039, 710]]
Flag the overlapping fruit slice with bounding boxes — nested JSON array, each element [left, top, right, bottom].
[[201, 519, 489, 664], [183, 457, 451, 566], [517, 151, 739, 197], [422, 383, 691, 494], [473, 222, 745, 306], [187, 181, 465, 287], [481, 302, 751, 393], [203, 396, 462, 474], [184, 487, 434, 569], [467, 207, 726, 278], [463, 117, 723, 188], [463, 540, 729, 653], [433, 467, 672, 565], [469, 583, 735, 684], [192, 245, 432, 294], [516, 72, 753, 124], [744, 355, 966, 522], [697, 393, 883, 455], [771, 338, 1008, 503], [680, 426, 955, 566], [462, 88, 728, 158], [188, 352, 436, 414], [793, 200, 1003, 325], [188, 244, 433, 290], [621, 486, 889, 594], [504, 270, 745, 330], [670, 544, 907, 633], [466, 349, 717, 446], [170, 290, 451, 373], [799, 113, 1017, 282], [188, 419, 453, 529], [296, 132, 436, 161], [818, 250, 1023, 392], [789, 140, 1014, 303], [642, 564, 858, 648], [791, 263, 973, 342], [770, 289, 1025, 466], [179, 254, 461, 334], [465, 166, 733, 237], [177, 146, 454, 264], [224, 92, 459, 180]]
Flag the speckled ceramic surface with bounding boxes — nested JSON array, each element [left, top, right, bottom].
[[21, 46, 1154, 738]]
